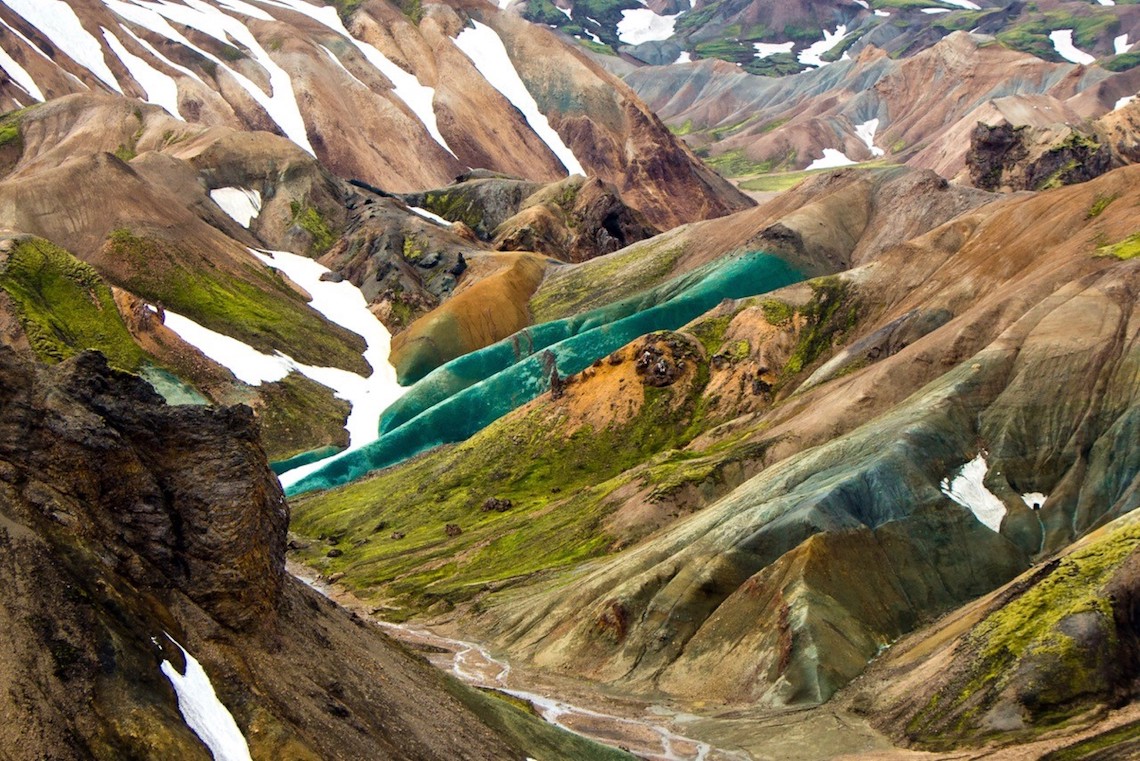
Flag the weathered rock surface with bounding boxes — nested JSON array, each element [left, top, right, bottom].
[[0, 347, 619, 760]]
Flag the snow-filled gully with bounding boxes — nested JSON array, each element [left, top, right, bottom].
[[158, 247, 405, 483]]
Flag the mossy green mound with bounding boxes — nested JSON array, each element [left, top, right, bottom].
[[0, 237, 147, 371]]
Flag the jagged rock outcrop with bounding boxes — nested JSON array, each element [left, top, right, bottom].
[[967, 121, 1116, 191], [0, 347, 620, 760]]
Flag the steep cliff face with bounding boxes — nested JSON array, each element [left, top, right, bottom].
[[0, 348, 621, 760]]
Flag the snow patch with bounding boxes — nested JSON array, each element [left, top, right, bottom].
[[102, 27, 181, 118], [319, 45, 368, 89], [110, 0, 315, 155], [921, 8, 951, 13], [806, 148, 856, 170], [251, 250, 405, 483], [940, 453, 1006, 533], [160, 636, 252, 761], [454, 21, 585, 176], [616, 8, 679, 45], [258, 0, 458, 159], [940, 0, 980, 9], [753, 41, 794, 59], [1021, 492, 1047, 510], [1097, 0, 1115, 5], [797, 26, 848, 67], [0, 33, 43, 101], [1115, 94, 1136, 111], [674, 50, 691, 64], [854, 118, 885, 157], [408, 205, 451, 226], [1, 0, 122, 92], [1115, 34, 1132, 55], [874, 9, 890, 16], [210, 187, 262, 228], [854, 0, 869, 7], [555, 4, 572, 19], [119, 25, 205, 84], [1049, 29, 1095, 66], [162, 311, 292, 386]]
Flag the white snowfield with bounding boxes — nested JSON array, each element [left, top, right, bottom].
[[160, 635, 253, 761], [753, 41, 794, 59], [806, 148, 856, 170], [940, 453, 1006, 533], [1, 0, 122, 93], [1116, 34, 1132, 56], [941, 0, 980, 8], [409, 205, 451, 226], [454, 21, 585, 176], [1115, 94, 1136, 111], [854, 118, 885, 157], [102, 27, 181, 118], [0, 33, 43, 101], [674, 50, 691, 64], [209, 187, 262, 228], [1049, 29, 1096, 66], [616, 8, 679, 45], [798, 26, 849, 67]]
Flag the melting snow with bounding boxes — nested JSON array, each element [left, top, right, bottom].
[[874, 9, 890, 16], [940, 453, 1006, 533], [1049, 29, 1095, 66], [210, 187, 262, 228], [797, 26, 848, 67], [1116, 34, 1132, 55], [1115, 94, 1136, 111], [1097, 0, 1115, 5], [252, 250, 405, 482], [806, 148, 856, 170], [616, 8, 679, 45], [162, 310, 293, 385], [257, 0, 458, 159], [921, 8, 951, 13], [102, 27, 181, 118], [409, 205, 450, 226], [454, 21, 585, 176], [1021, 492, 1047, 510], [160, 636, 252, 761], [319, 45, 368, 88], [161, 248, 404, 474], [940, 0, 980, 8], [854, 118, 885, 157], [0, 35, 43, 101], [1, 0, 122, 92], [119, 25, 205, 84], [674, 50, 691, 64], [555, 4, 572, 19], [854, 0, 869, 7], [753, 41, 794, 59]]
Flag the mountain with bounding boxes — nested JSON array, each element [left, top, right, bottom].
[[612, 30, 1140, 179], [3, 0, 1140, 758], [525, 0, 1140, 76]]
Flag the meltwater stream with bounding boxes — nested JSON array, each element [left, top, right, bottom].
[[295, 570, 739, 761]]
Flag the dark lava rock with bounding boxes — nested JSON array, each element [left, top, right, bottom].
[[445, 524, 463, 537], [481, 497, 512, 513], [320, 271, 345, 282]]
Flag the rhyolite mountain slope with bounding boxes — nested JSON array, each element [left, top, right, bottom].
[[0, 348, 628, 760], [530, 0, 1139, 75], [0, 0, 748, 229], [613, 30, 1140, 179], [290, 161, 1140, 755]]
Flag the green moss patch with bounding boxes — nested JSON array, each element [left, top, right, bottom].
[[290, 338, 714, 613], [103, 228, 367, 373], [1098, 232, 1140, 260], [256, 372, 350, 462], [289, 201, 336, 255], [783, 277, 858, 377], [0, 237, 147, 370]]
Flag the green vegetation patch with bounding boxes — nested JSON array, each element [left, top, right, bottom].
[[289, 201, 336, 255], [103, 228, 367, 372], [1086, 193, 1117, 219], [913, 520, 1140, 746], [290, 337, 713, 612], [256, 372, 350, 462], [529, 242, 686, 323], [1041, 719, 1140, 761], [0, 237, 147, 370], [1102, 51, 1140, 72], [783, 277, 858, 376], [1098, 232, 1140, 260]]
